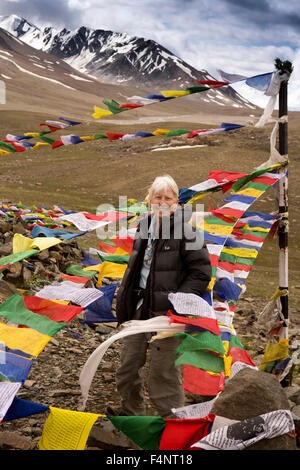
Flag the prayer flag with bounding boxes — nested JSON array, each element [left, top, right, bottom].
[[13, 233, 61, 254], [108, 415, 166, 450], [0, 322, 51, 357], [23, 296, 83, 322], [84, 261, 127, 287], [159, 414, 215, 450], [3, 397, 49, 422], [39, 406, 102, 450]]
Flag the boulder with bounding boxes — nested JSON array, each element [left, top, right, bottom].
[[0, 431, 35, 450], [211, 368, 297, 450], [87, 419, 140, 450]]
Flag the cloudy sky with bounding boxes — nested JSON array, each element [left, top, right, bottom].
[[1, 0, 299, 109]]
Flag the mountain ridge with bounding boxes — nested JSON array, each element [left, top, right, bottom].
[[0, 14, 256, 110]]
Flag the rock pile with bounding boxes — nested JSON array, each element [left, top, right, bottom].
[[0, 217, 86, 294]]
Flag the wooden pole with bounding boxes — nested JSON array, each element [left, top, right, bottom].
[[277, 79, 289, 341]]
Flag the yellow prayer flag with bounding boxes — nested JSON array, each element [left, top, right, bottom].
[[207, 277, 216, 291], [0, 321, 51, 357], [160, 90, 190, 98], [244, 224, 269, 233], [39, 406, 103, 450], [236, 188, 264, 198], [259, 339, 289, 371], [24, 132, 40, 137], [222, 340, 230, 356], [92, 106, 113, 119], [152, 129, 171, 135], [204, 223, 233, 236], [32, 142, 51, 149], [224, 355, 232, 378], [222, 247, 258, 259], [13, 233, 61, 254], [87, 261, 127, 287], [80, 136, 95, 141]]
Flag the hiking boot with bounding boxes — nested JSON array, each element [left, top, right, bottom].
[[106, 405, 128, 416]]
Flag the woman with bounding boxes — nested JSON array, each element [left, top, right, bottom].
[[108, 175, 212, 418]]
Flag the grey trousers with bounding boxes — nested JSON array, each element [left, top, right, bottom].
[[115, 324, 185, 418]]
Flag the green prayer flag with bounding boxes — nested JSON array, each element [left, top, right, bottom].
[[108, 416, 166, 450], [231, 167, 273, 192], [39, 135, 56, 145], [0, 141, 17, 152], [219, 252, 254, 265], [0, 249, 39, 268], [102, 99, 124, 114], [184, 85, 210, 94], [93, 133, 108, 140], [175, 331, 225, 355], [165, 129, 190, 137], [66, 264, 97, 278], [175, 349, 225, 373], [0, 294, 67, 336], [99, 254, 129, 264], [229, 334, 246, 350]]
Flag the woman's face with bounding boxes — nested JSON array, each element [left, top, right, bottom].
[[150, 187, 178, 218]]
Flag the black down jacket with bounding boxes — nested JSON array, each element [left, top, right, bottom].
[[116, 206, 212, 324]]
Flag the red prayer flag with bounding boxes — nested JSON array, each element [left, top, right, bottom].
[[39, 123, 61, 132], [197, 80, 229, 88], [23, 296, 83, 322], [59, 274, 90, 285], [228, 346, 257, 367], [52, 139, 64, 149], [119, 103, 143, 109], [182, 365, 225, 395], [159, 414, 215, 450], [167, 312, 220, 335], [105, 132, 125, 141], [208, 170, 247, 183]]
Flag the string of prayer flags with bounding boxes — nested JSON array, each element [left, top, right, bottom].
[[108, 413, 215, 450], [182, 164, 282, 205], [91, 82, 223, 120], [0, 120, 245, 156], [39, 406, 103, 450]]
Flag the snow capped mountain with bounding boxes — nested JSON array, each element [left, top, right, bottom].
[[0, 14, 256, 108]]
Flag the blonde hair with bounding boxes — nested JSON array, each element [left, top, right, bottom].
[[147, 175, 179, 201]]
